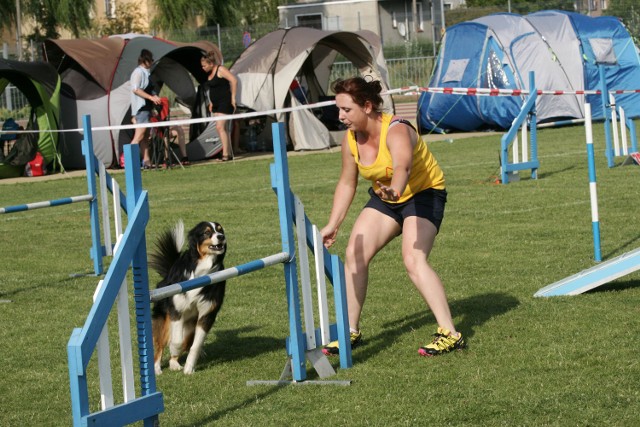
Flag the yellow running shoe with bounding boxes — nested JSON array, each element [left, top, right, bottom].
[[418, 327, 466, 357], [322, 331, 362, 356]]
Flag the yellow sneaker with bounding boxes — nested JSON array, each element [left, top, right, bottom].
[[322, 331, 362, 356], [418, 327, 466, 356]]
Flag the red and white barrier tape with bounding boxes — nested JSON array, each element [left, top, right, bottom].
[[1, 85, 639, 135]]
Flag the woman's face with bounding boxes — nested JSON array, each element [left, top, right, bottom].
[[335, 93, 370, 131], [201, 58, 214, 73]]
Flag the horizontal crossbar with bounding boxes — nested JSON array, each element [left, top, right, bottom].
[[149, 251, 291, 302], [0, 194, 94, 214]]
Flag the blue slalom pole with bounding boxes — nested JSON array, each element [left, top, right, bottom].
[[585, 103, 602, 262]]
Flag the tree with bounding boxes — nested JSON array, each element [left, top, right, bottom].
[[22, 0, 94, 45], [151, 0, 216, 31], [0, 0, 16, 31], [93, 2, 146, 37], [607, 0, 640, 41], [235, 0, 287, 26]]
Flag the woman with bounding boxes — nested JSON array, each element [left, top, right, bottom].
[[130, 49, 162, 169], [201, 51, 238, 162], [320, 77, 465, 357]]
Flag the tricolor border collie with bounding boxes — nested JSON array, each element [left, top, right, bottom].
[[150, 220, 227, 375]]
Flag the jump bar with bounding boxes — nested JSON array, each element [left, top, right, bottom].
[[0, 194, 94, 214], [149, 251, 291, 302]]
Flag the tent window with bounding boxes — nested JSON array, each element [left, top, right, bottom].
[[442, 59, 469, 83], [296, 13, 323, 30], [485, 49, 510, 89], [589, 38, 617, 65]]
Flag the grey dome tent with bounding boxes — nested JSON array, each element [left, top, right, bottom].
[[418, 10, 640, 133], [43, 35, 222, 169], [230, 27, 394, 151]]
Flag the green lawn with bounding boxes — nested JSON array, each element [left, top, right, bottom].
[[1, 123, 639, 426]]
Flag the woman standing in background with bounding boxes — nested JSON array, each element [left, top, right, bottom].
[[200, 51, 238, 162]]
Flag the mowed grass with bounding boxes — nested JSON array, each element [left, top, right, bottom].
[[1, 123, 639, 426]]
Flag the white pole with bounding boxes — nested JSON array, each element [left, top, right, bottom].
[[619, 107, 629, 156], [94, 280, 114, 409], [313, 225, 331, 345], [294, 196, 317, 350], [609, 92, 620, 157], [99, 164, 112, 256], [521, 118, 528, 163]]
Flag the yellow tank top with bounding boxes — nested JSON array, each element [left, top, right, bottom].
[[347, 113, 445, 204]]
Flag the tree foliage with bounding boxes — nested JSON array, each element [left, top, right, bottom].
[[20, 0, 93, 43], [607, 0, 640, 41], [93, 2, 147, 37], [235, 0, 287, 26], [0, 0, 16, 31], [151, 0, 215, 31]]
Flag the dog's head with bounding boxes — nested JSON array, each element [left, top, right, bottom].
[[187, 221, 227, 261]]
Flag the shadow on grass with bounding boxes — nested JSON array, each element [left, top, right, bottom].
[[0, 274, 90, 300], [172, 329, 287, 427], [358, 292, 520, 362], [586, 278, 640, 294], [171, 292, 520, 425], [536, 165, 576, 180], [603, 233, 640, 260], [173, 386, 283, 427], [189, 325, 284, 368]]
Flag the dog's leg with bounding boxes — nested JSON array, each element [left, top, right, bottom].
[[152, 313, 171, 375], [183, 325, 208, 375], [169, 319, 184, 371]]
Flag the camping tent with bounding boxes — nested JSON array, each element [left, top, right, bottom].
[[0, 58, 60, 178], [230, 27, 394, 151], [43, 35, 221, 169], [418, 10, 640, 133]]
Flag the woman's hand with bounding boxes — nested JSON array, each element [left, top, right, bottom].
[[320, 225, 339, 248], [375, 181, 400, 201]]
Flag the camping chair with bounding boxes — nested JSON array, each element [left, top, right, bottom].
[[149, 97, 185, 169]]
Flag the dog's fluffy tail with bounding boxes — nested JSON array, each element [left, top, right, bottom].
[[149, 220, 185, 279]]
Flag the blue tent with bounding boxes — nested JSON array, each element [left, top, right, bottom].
[[418, 11, 640, 133]]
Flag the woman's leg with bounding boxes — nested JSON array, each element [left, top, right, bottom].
[[401, 216, 457, 334], [344, 208, 401, 331], [214, 114, 230, 158], [131, 126, 150, 164]]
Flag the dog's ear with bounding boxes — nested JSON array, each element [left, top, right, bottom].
[[188, 225, 201, 259]]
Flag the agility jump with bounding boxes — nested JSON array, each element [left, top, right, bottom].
[[67, 117, 352, 427], [0, 115, 128, 276]]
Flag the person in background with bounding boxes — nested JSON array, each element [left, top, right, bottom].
[[320, 77, 465, 358], [130, 49, 162, 169], [200, 50, 237, 162]]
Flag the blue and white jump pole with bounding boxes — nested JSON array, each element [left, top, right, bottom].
[[584, 103, 602, 262]]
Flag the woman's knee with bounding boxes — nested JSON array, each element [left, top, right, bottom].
[[402, 252, 427, 276]]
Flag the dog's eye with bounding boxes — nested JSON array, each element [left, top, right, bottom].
[[215, 224, 223, 233]]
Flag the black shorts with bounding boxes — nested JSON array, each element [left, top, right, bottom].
[[365, 187, 447, 232]]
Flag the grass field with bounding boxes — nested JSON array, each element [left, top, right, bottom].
[[1, 123, 639, 426]]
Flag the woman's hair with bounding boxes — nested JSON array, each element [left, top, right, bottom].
[[331, 77, 383, 111], [202, 50, 221, 65], [138, 49, 154, 66]]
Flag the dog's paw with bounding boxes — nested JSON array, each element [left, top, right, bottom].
[[169, 359, 183, 371], [183, 364, 195, 375], [154, 363, 163, 376]]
